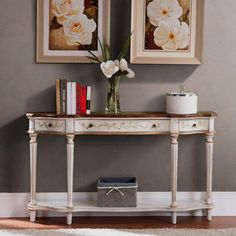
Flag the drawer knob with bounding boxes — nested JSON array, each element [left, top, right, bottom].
[[152, 124, 157, 129], [192, 123, 197, 128], [48, 123, 53, 128], [88, 123, 93, 129]]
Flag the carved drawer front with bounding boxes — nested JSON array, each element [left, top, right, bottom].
[[179, 119, 209, 132], [75, 119, 170, 133], [35, 119, 66, 133]]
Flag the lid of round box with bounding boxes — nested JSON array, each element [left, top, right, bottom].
[[167, 92, 197, 97]]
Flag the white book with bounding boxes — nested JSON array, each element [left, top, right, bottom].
[[71, 82, 76, 115], [67, 82, 72, 115], [86, 86, 91, 115]]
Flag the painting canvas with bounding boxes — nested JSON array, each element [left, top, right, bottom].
[[145, 0, 190, 51], [131, 0, 204, 64], [37, 0, 110, 63]]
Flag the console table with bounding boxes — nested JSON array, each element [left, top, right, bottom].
[[26, 112, 217, 225]]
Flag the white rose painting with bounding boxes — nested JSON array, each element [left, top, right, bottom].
[[145, 0, 190, 51], [49, 0, 98, 51], [37, 0, 110, 63]]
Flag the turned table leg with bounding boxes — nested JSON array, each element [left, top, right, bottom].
[[66, 134, 75, 225], [29, 133, 38, 222], [170, 134, 179, 224], [206, 133, 214, 221]]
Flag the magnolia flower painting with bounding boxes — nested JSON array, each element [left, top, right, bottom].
[[145, 0, 190, 51], [49, 0, 98, 50], [37, 0, 110, 63]]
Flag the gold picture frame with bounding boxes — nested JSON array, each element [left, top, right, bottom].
[[130, 0, 204, 64], [37, 0, 110, 63]]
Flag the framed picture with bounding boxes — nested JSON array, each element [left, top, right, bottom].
[[130, 0, 204, 64], [37, 0, 110, 63]]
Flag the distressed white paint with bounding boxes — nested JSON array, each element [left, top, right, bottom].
[[170, 134, 179, 224], [35, 119, 65, 132], [170, 119, 179, 133], [29, 134, 37, 222], [27, 114, 216, 224], [0, 192, 236, 217], [209, 118, 215, 133], [66, 119, 74, 133], [66, 134, 75, 225], [28, 116, 215, 135], [206, 133, 214, 221], [179, 119, 209, 132], [75, 119, 170, 133]]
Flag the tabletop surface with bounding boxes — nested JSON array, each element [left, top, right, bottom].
[[26, 111, 217, 119]]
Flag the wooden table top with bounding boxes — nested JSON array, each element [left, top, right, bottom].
[[26, 111, 217, 119]]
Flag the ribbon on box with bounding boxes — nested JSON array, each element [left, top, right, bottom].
[[106, 187, 125, 197]]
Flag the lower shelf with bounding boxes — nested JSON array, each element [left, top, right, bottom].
[[28, 198, 213, 213]]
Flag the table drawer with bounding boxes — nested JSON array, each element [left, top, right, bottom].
[[75, 119, 170, 133], [179, 119, 209, 132], [35, 119, 66, 133]]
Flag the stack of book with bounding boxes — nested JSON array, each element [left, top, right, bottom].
[[56, 79, 91, 116]]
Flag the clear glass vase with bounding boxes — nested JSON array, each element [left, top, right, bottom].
[[105, 76, 121, 114]]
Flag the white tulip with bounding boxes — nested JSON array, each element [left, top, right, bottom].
[[119, 58, 128, 71], [114, 59, 120, 68], [126, 69, 135, 79], [52, 0, 85, 25], [119, 58, 135, 78], [147, 0, 182, 26], [63, 14, 96, 45], [153, 20, 189, 50], [100, 60, 120, 78]]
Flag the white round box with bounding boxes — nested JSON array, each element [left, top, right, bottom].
[[166, 93, 198, 115]]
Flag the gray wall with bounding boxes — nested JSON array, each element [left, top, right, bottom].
[[0, 0, 235, 193]]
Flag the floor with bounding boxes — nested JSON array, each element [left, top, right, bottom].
[[0, 217, 235, 229]]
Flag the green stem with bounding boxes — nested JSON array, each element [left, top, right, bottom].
[[106, 76, 121, 114]]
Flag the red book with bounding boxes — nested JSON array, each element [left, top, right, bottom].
[[76, 83, 81, 115], [81, 86, 87, 115]]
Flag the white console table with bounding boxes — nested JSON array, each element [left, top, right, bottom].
[[26, 112, 217, 225]]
